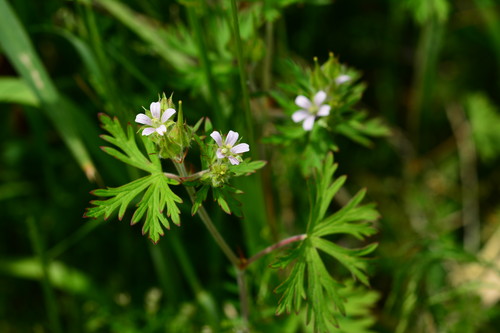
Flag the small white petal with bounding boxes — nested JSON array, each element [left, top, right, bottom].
[[313, 91, 327, 106], [216, 148, 225, 159], [156, 125, 167, 135], [295, 95, 312, 109], [161, 108, 176, 123], [335, 74, 351, 85], [292, 110, 310, 123], [228, 156, 240, 165], [225, 130, 239, 147], [303, 115, 315, 131], [135, 113, 152, 126], [142, 127, 156, 136], [210, 131, 223, 147], [317, 105, 331, 117], [150, 102, 161, 119], [231, 143, 249, 154]]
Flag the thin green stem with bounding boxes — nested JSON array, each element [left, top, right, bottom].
[[236, 269, 249, 332], [229, 0, 254, 146], [148, 243, 179, 303], [173, 162, 240, 267], [169, 236, 220, 329], [79, 0, 129, 121], [26, 217, 63, 333], [164, 169, 209, 183], [445, 103, 480, 252], [408, 17, 444, 147], [262, 20, 274, 92], [47, 220, 100, 259], [186, 3, 224, 125]]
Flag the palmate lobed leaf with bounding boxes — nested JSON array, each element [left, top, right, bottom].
[[86, 114, 182, 243], [85, 174, 182, 243], [131, 174, 182, 243], [98, 113, 161, 173], [85, 175, 154, 220], [273, 153, 379, 332]]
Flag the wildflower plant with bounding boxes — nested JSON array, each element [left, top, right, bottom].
[[6, 0, 500, 332], [270, 53, 390, 173], [83, 8, 381, 333], [84, 84, 380, 331], [85, 93, 260, 242]]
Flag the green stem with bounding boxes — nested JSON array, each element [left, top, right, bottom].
[[473, 0, 500, 88], [173, 162, 240, 267], [445, 104, 480, 252], [174, 161, 249, 330], [80, 0, 129, 121], [186, 3, 224, 125], [169, 236, 220, 328], [262, 20, 274, 92], [229, 0, 254, 146], [26, 217, 63, 333], [236, 269, 249, 332], [47, 220, 101, 259], [408, 17, 443, 147]]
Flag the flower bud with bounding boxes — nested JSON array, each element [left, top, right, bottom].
[[203, 163, 230, 187]]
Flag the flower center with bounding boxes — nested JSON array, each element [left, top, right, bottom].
[[151, 117, 162, 128], [309, 105, 319, 115], [221, 147, 230, 155]]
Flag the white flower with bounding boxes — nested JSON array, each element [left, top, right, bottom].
[[335, 74, 351, 85], [210, 130, 250, 165], [135, 102, 176, 136], [291, 90, 331, 131]]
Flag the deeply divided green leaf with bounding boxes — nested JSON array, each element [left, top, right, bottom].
[[273, 153, 379, 332]]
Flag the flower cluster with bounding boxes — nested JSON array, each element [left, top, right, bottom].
[[135, 98, 250, 172]]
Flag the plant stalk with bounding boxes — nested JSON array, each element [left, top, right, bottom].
[[26, 217, 63, 333], [186, 3, 224, 125], [262, 20, 274, 92], [229, 0, 254, 147], [244, 234, 307, 268], [236, 269, 249, 332], [173, 162, 240, 267], [445, 103, 480, 252]]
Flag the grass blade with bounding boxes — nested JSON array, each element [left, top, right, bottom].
[[0, 0, 97, 181]]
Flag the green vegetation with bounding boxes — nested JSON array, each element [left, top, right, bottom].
[[1, 0, 500, 332]]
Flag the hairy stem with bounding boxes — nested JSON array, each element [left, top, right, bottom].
[[244, 234, 307, 268], [164, 169, 209, 183], [173, 162, 240, 267], [174, 161, 249, 329]]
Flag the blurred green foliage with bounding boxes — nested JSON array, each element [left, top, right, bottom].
[[1, 0, 500, 332]]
